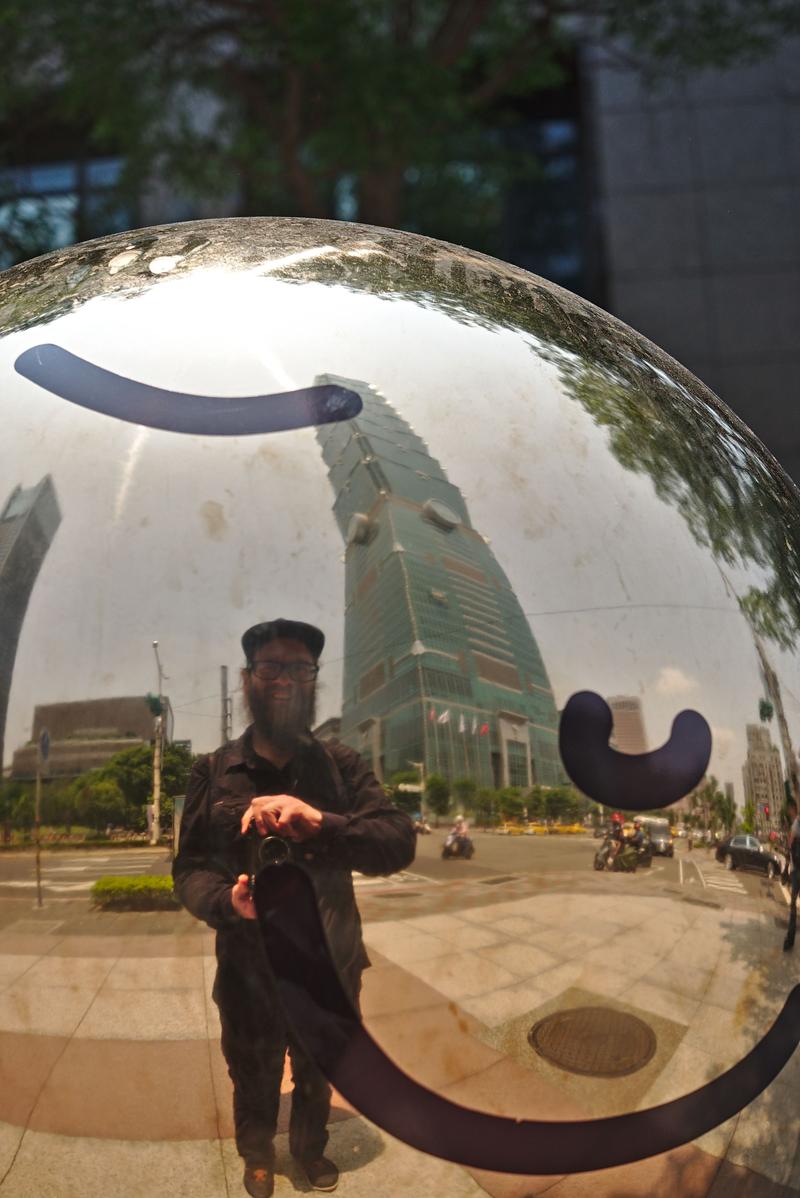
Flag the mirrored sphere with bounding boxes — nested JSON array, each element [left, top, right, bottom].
[[1, 219, 798, 1192]]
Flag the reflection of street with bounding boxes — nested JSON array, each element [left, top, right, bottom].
[[0, 831, 797, 1195], [0, 848, 170, 897]]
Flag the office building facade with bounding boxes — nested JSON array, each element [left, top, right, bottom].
[[315, 377, 560, 788], [0, 476, 62, 772], [608, 695, 649, 756], [742, 723, 784, 838]]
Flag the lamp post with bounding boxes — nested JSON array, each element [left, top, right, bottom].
[[408, 759, 426, 819], [150, 640, 167, 846]]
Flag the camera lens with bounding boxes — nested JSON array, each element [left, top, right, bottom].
[[258, 836, 290, 867]]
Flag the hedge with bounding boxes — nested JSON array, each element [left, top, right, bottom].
[[91, 875, 181, 910]]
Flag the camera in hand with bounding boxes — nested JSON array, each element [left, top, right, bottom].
[[243, 823, 291, 891]]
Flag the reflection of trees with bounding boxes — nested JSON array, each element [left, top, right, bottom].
[[555, 353, 800, 651], [5, 219, 800, 656]]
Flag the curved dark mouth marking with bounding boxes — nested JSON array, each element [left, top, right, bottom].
[[559, 691, 712, 811], [254, 863, 798, 1174], [14, 344, 362, 436]]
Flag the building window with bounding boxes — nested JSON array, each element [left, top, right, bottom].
[[0, 157, 129, 267]]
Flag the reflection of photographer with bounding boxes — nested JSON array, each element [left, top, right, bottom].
[[173, 619, 415, 1197]]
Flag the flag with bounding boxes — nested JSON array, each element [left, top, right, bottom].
[[459, 713, 466, 734], [479, 722, 489, 736], [438, 709, 450, 725], [429, 707, 436, 722], [471, 717, 478, 735]]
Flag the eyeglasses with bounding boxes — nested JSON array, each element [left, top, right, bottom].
[[249, 660, 319, 682]]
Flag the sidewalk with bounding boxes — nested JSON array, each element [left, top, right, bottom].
[[0, 876, 797, 1198]]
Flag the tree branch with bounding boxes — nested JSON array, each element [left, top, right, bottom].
[[468, 6, 555, 107], [429, 0, 495, 69]]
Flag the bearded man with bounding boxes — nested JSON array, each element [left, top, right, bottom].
[[173, 619, 415, 1197]]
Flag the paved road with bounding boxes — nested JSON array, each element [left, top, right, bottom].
[[406, 830, 784, 907], [0, 847, 172, 897], [0, 834, 784, 912]]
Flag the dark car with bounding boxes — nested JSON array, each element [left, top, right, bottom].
[[641, 818, 674, 858], [715, 834, 781, 879]]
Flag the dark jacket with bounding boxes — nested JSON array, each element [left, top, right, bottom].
[[173, 729, 416, 998]]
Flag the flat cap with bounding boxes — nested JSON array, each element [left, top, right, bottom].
[[242, 618, 325, 662]]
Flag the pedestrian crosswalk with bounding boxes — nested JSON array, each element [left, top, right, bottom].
[[699, 865, 747, 895], [0, 851, 169, 894]]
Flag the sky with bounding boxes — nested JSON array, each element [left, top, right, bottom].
[[3, 257, 799, 803]]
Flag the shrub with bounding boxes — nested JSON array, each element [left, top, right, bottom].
[[91, 875, 180, 910]]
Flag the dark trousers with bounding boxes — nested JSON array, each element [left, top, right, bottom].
[[787, 867, 799, 946], [217, 989, 331, 1166]]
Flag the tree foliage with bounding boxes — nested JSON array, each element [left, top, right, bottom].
[[1, 0, 796, 263], [425, 771, 451, 816]]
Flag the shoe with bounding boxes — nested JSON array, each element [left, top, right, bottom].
[[243, 1163, 274, 1198], [300, 1156, 339, 1191]]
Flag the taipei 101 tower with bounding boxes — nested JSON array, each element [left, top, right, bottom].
[[315, 377, 560, 789]]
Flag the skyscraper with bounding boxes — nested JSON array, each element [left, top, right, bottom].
[[0, 476, 62, 770], [315, 377, 560, 788], [607, 696, 648, 756]]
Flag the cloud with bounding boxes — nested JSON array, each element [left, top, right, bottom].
[[655, 666, 700, 696], [711, 726, 736, 759]]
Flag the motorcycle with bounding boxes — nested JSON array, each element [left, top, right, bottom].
[[442, 832, 475, 860], [593, 836, 640, 873]]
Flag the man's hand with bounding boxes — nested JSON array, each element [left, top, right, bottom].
[[241, 794, 323, 842], [231, 874, 256, 920]]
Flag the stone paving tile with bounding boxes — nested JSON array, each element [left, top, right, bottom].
[[15, 955, 117, 990], [0, 1129, 229, 1198], [0, 1120, 25, 1180], [220, 1120, 487, 1198], [684, 1001, 764, 1062], [366, 1001, 503, 1090], [475, 941, 560, 980], [542, 1145, 722, 1197], [707, 1158, 796, 1197], [640, 1039, 722, 1106], [457, 980, 551, 1029], [0, 984, 97, 1036], [361, 962, 457, 1019], [725, 1080, 800, 1188], [400, 950, 518, 1000], [361, 922, 453, 964], [27, 1039, 219, 1140], [641, 958, 716, 1001], [0, 955, 38, 989], [621, 979, 700, 1025], [74, 986, 208, 1040], [0, 1032, 68, 1126], [103, 955, 204, 990]]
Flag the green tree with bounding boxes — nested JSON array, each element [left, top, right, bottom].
[[385, 769, 421, 815], [452, 777, 477, 813], [1, 1, 795, 264], [425, 772, 451, 820], [72, 777, 126, 832], [742, 798, 756, 835]]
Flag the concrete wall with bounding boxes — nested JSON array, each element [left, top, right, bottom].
[[585, 39, 800, 483]]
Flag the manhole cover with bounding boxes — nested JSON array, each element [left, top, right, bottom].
[[528, 1006, 656, 1078]]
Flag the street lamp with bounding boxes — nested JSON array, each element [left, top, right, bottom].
[[150, 640, 167, 846], [408, 759, 426, 818]]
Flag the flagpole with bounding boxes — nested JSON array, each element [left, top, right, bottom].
[[433, 708, 440, 775]]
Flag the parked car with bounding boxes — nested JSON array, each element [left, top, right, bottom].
[[715, 834, 782, 879]]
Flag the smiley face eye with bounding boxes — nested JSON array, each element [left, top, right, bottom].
[[14, 343, 362, 435], [559, 690, 712, 810]]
